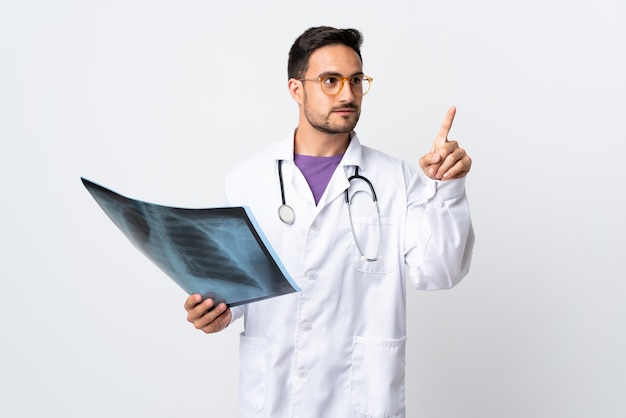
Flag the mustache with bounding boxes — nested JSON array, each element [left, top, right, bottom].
[[331, 104, 359, 111]]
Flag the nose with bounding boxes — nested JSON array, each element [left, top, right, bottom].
[[336, 79, 356, 102]]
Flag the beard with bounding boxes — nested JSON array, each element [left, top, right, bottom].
[[303, 103, 361, 135]]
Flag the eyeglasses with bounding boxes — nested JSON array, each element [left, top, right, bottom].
[[298, 74, 373, 97]]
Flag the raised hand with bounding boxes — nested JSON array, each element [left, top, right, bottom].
[[419, 106, 471, 180]]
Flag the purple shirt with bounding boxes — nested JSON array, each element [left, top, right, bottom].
[[294, 153, 344, 205]]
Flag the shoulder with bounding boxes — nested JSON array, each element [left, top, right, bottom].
[[352, 140, 422, 199], [224, 142, 280, 205], [227, 143, 278, 181], [360, 144, 416, 176]]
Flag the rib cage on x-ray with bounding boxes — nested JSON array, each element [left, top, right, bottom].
[[82, 177, 299, 306]]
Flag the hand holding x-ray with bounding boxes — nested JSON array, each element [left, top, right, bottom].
[[184, 294, 232, 334]]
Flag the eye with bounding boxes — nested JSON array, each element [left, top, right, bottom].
[[350, 76, 363, 85], [322, 76, 340, 86]]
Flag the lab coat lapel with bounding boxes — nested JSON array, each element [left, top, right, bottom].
[[316, 132, 363, 209], [272, 131, 315, 206]]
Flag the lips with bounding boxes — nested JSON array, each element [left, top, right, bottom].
[[333, 107, 357, 115]]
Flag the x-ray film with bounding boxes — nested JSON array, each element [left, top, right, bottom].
[[81, 177, 300, 306]]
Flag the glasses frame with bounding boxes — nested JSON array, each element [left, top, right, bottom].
[[298, 74, 373, 97]]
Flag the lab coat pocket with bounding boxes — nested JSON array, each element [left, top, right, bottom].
[[239, 333, 268, 414], [351, 216, 398, 274], [351, 335, 406, 417]]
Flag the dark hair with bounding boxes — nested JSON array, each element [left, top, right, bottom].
[[287, 26, 363, 79]]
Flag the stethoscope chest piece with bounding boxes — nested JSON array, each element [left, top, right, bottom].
[[278, 204, 295, 225]]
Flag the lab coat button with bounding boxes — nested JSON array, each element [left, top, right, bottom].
[[301, 322, 312, 332], [306, 271, 317, 281], [296, 369, 307, 379], [311, 222, 320, 231]]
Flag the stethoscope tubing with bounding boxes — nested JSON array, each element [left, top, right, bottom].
[[277, 160, 296, 224], [276, 160, 381, 261], [344, 166, 377, 203]]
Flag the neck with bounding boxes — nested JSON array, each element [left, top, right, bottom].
[[293, 126, 350, 157]]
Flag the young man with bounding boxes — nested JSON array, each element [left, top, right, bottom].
[[185, 26, 474, 417]]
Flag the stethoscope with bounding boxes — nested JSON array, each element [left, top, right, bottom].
[[277, 159, 381, 262]]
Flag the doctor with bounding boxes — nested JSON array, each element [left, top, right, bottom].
[[185, 26, 474, 417]]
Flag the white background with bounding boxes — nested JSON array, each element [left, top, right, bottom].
[[1, 1, 625, 417]]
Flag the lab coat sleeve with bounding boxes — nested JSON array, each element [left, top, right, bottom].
[[405, 170, 475, 290], [229, 304, 245, 324]]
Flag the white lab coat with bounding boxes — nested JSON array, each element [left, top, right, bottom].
[[225, 131, 474, 418]]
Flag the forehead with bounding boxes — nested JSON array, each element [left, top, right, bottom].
[[306, 44, 363, 76]]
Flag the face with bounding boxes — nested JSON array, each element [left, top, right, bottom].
[[298, 44, 364, 135]]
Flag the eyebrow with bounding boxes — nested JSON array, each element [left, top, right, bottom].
[[317, 71, 365, 78]]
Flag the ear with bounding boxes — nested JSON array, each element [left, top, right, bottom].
[[288, 78, 304, 104]]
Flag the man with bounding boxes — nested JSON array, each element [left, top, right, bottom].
[[185, 26, 474, 417]]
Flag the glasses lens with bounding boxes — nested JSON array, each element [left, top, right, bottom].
[[352, 76, 370, 96], [321, 76, 341, 95]]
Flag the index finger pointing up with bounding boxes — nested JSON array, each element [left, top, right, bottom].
[[435, 106, 457, 146]]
